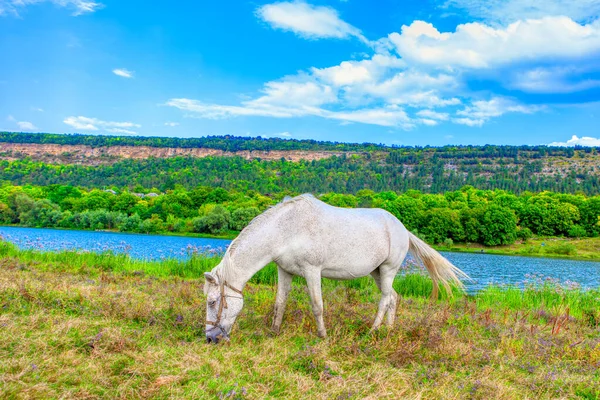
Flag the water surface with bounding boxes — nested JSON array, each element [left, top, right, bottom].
[[1, 226, 599, 292]]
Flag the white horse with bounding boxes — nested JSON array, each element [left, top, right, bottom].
[[204, 194, 468, 343]]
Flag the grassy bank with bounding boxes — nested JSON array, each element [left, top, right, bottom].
[[0, 224, 240, 241], [1, 244, 600, 399], [436, 236, 600, 261]]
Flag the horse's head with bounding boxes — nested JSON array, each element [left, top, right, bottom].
[[204, 271, 244, 344]]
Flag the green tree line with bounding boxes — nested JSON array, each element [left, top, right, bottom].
[[1, 184, 599, 246]]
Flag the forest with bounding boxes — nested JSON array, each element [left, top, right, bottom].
[[1, 183, 599, 248], [2, 132, 600, 195], [1, 153, 599, 195]]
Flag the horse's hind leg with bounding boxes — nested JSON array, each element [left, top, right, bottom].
[[305, 271, 327, 338], [370, 265, 398, 329], [272, 265, 293, 334]]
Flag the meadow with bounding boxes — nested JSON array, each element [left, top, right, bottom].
[[1, 241, 599, 399]]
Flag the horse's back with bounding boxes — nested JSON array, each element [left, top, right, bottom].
[[276, 197, 409, 279]]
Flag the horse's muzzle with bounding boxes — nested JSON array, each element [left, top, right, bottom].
[[206, 327, 225, 344]]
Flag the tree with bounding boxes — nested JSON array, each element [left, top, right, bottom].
[[230, 207, 260, 231], [479, 205, 517, 246], [113, 193, 139, 213], [580, 198, 600, 236], [119, 213, 142, 232], [460, 207, 483, 243], [0, 202, 16, 223], [193, 206, 231, 234], [420, 208, 464, 244]]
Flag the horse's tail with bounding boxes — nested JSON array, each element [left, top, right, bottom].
[[407, 231, 469, 299]]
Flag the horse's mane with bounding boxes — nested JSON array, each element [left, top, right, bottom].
[[228, 193, 315, 255], [215, 194, 316, 282]]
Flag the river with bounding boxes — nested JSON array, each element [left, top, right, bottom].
[[1, 226, 599, 292]]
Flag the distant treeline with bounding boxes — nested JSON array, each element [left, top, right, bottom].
[[1, 184, 599, 247], [0, 131, 593, 156], [1, 155, 599, 195]]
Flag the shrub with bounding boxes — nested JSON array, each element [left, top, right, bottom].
[[516, 227, 533, 241], [545, 242, 577, 255], [568, 225, 587, 239]]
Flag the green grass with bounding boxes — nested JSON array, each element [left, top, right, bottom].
[[1, 242, 600, 399], [436, 236, 600, 261]]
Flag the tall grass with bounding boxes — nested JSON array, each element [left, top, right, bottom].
[[1, 240, 598, 318]]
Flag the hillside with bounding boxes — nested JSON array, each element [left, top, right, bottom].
[[1, 132, 599, 194]]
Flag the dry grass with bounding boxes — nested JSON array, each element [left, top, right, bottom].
[[1, 257, 599, 399]]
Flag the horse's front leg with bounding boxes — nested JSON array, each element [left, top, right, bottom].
[[305, 271, 327, 338], [272, 265, 293, 334]]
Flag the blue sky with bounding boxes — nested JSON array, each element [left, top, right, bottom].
[[1, 0, 599, 146]]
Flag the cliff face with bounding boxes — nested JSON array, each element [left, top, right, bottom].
[[0, 142, 350, 165]]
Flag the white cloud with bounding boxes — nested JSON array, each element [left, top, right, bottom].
[[112, 68, 134, 78], [256, 1, 368, 43], [416, 109, 449, 120], [453, 117, 485, 127], [164, 122, 179, 127], [0, 0, 102, 17], [166, 97, 413, 128], [16, 121, 37, 131], [549, 135, 600, 147], [452, 97, 542, 127], [63, 116, 141, 133], [7, 115, 38, 131], [312, 61, 373, 86], [510, 66, 600, 94], [356, 71, 460, 107], [106, 128, 137, 135], [166, 98, 303, 119], [64, 116, 98, 130], [167, 10, 595, 129], [419, 118, 438, 126], [310, 55, 461, 107], [457, 97, 542, 120], [388, 18, 600, 69], [166, 78, 338, 121], [443, 0, 600, 24], [31, 107, 44, 112], [322, 105, 413, 128], [278, 131, 292, 137], [248, 78, 337, 108]]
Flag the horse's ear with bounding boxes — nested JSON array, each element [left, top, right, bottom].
[[204, 272, 218, 285]]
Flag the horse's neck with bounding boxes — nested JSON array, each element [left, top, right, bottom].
[[218, 221, 278, 290]]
